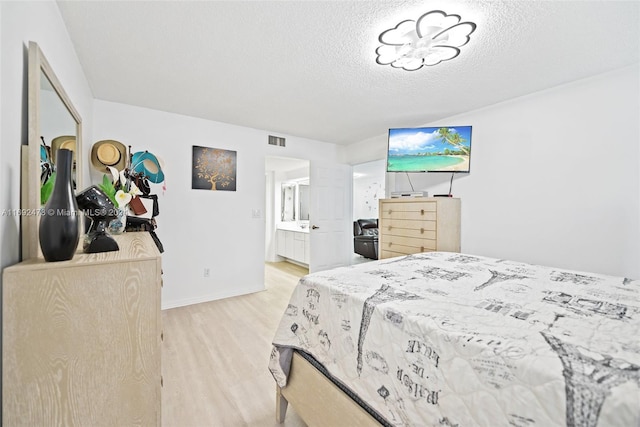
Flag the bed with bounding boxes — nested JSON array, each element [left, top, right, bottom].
[[269, 252, 640, 426]]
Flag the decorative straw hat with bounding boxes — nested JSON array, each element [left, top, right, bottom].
[[90, 140, 128, 173], [51, 136, 76, 164]]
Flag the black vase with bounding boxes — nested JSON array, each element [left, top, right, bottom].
[[39, 148, 80, 261]]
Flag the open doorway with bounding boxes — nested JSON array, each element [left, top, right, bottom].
[[352, 159, 386, 264], [265, 156, 310, 267]]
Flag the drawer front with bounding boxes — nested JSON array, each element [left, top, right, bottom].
[[382, 219, 437, 235], [381, 235, 437, 252], [382, 210, 437, 221], [381, 202, 437, 220], [381, 226, 436, 240]]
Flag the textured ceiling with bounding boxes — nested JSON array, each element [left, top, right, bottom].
[[57, 0, 640, 145]]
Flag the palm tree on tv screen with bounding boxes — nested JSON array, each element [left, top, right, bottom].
[[437, 127, 470, 155]]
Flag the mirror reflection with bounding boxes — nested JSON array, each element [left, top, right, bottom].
[[298, 184, 309, 220], [281, 183, 296, 221], [39, 71, 77, 191], [281, 182, 310, 222]]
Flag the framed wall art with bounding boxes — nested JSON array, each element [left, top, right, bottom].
[[192, 145, 237, 191]]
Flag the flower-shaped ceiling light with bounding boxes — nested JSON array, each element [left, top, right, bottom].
[[376, 10, 477, 71]]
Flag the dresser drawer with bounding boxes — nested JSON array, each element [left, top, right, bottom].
[[381, 202, 437, 220], [381, 235, 437, 252], [381, 225, 436, 240], [382, 210, 437, 221], [382, 219, 437, 234]]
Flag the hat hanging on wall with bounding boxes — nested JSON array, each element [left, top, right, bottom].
[[51, 135, 76, 164], [131, 151, 165, 184], [90, 140, 128, 173]]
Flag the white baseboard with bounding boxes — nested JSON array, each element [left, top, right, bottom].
[[162, 284, 265, 310]]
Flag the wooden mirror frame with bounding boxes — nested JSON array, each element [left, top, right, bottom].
[[22, 41, 83, 260]]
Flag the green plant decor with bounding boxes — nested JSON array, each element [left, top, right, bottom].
[[41, 172, 56, 205], [98, 174, 118, 207]]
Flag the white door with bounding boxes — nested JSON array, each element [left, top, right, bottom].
[[309, 161, 353, 272]]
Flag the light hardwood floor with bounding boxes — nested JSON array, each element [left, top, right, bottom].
[[162, 262, 308, 427]]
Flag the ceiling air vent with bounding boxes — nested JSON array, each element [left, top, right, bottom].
[[268, 135, 286, 147]]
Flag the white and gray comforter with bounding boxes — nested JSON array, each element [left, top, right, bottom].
[[269, 252, 640, 427]]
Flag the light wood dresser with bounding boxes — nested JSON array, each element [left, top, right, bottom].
[[2, 232, 162, 426], [379, 197, 461, 259]]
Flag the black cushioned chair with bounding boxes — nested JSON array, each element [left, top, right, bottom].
[[353, 219, 379, 259]]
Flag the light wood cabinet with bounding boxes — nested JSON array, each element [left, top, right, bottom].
[[2, 232, 162, 426], [379, 197, 461, 259]]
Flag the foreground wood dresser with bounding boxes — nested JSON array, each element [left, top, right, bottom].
[[2, 232, 162, 426], [379, 197, 461, 259]]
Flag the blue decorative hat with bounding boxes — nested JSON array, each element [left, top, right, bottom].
[[131, 151, 165, 184]]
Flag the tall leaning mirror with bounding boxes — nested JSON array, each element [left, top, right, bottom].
[[22, 41, 83, 260]]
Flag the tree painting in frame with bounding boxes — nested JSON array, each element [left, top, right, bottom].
[[192, 145, 237, 191]]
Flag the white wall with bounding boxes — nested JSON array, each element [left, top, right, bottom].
[[93, 100, 340, 309], [0, 1, 93, 271], [344, 66, 640, 279], [340, 133, 388, 166]]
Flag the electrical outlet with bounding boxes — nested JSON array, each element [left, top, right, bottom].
[[204, 268, 210, 278]]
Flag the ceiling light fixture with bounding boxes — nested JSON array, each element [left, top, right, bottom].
[[376, 10, 477, 71]]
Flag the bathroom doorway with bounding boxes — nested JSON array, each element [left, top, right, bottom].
[[265, 156, 310, 265]]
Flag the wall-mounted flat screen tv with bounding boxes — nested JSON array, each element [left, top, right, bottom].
[[387, 126, 472, 173]]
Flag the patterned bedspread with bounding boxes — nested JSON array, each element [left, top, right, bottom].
[[269, 252, 640, 427]]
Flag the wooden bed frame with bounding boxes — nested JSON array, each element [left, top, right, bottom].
[[276, 351, 380, 426]]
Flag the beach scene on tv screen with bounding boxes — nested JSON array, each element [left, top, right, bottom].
[[387, 126, 472, 172]]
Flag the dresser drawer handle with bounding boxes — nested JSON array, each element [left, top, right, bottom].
[[420, 209, 424, 215], [421, 246, 424, 252], [420, 228, 424, 234], [388, 209, 393, 214]]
